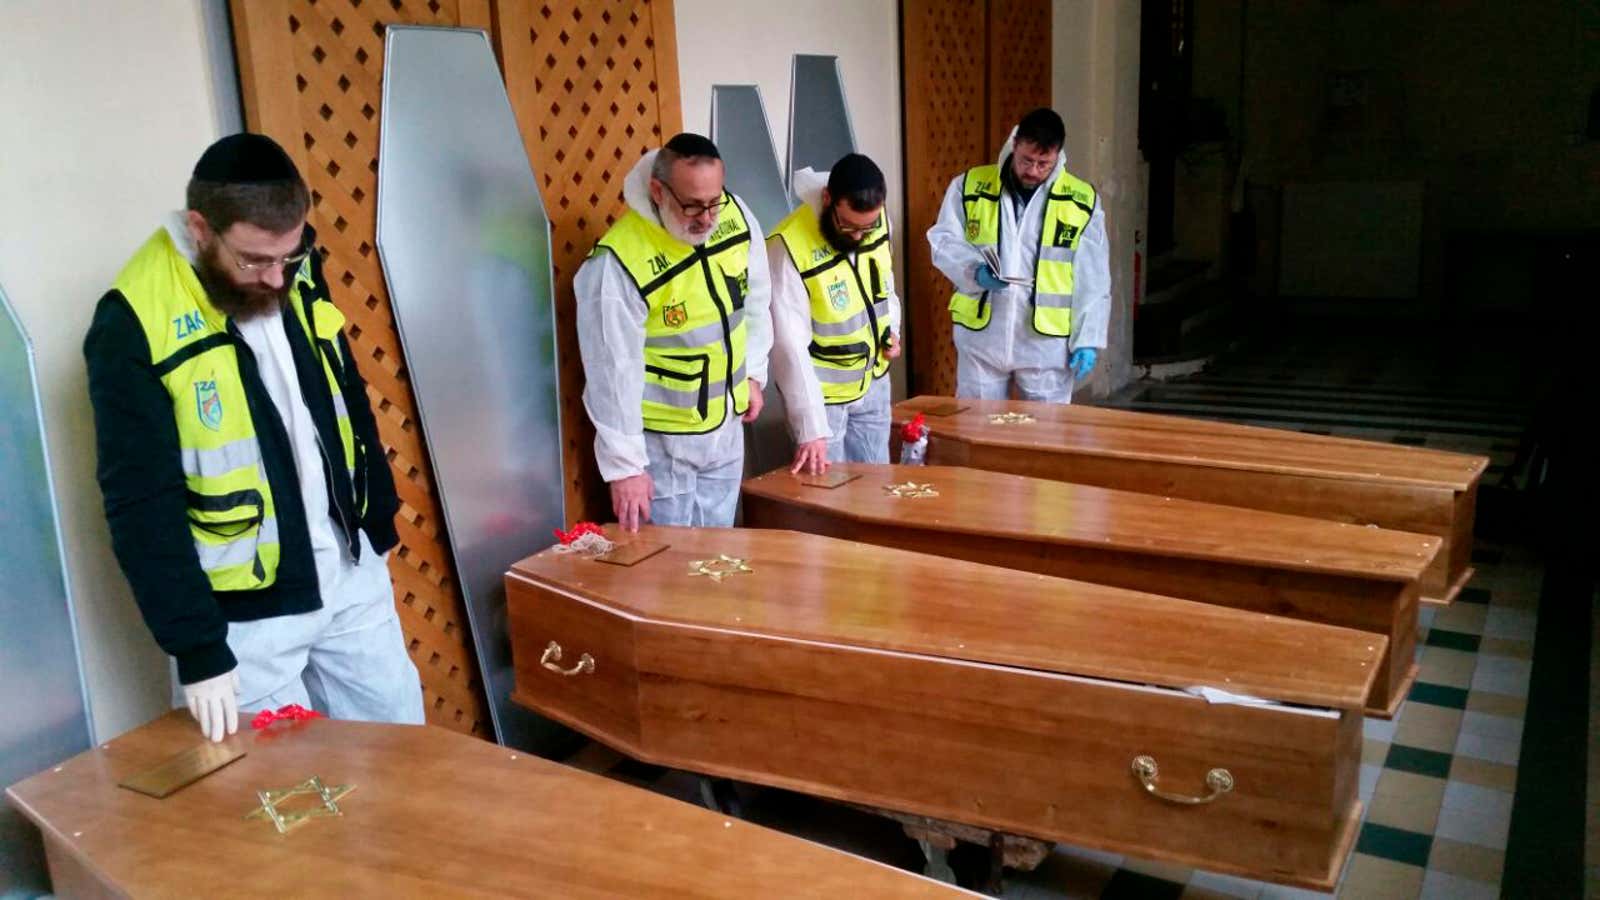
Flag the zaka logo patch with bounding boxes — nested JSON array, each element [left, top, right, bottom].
[[827, 280, 851, 312], [195, 380, 223, 431], [662, 301, 688, 329]]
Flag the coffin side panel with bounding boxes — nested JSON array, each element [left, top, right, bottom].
[[633, 622, 1354, 889], [506, 577, 642, 749]]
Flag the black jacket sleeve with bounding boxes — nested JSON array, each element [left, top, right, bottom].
[[339, 328, 401, 553], [83, 291, 236, 684]]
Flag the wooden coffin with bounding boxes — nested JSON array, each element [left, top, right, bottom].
[[743, 463, 1439, 718], [892, 395, 1487, 605], [506, 526, 1386, 890], [4, 711, 957, 899]]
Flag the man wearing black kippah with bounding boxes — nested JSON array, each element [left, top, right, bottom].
[[576, 133, 773, 531], [928, 108, 1109, 403], [767, 153, 901, 472], [83, 133, 424, 742]]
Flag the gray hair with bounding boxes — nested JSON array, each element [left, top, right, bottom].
[[652, 133, 722, 183]]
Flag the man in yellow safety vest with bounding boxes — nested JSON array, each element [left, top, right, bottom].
[[928, 108, 1109, 402], [767, 154, 901, 473], [84, 134, 422, 742], [576, 133, 773, 530]]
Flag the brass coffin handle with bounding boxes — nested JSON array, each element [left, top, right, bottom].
[[1131, 755, 1234, 805], [540, 641, 595, 676]]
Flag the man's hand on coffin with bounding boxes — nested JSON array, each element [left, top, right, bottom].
[[183, 669, 239, 743], [742, 378, 765, 423], [791, 438, 830, 476], [610, 473, 653, 532]]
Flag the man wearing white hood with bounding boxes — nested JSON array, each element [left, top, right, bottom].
[[767, 154, 901, 473], [575, 133, 773, 530], [928, 108, 1109, 402]]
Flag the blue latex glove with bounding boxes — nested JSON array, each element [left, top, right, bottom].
[[974, 264, 1007, 292], [1070, 347, 1098, 379]]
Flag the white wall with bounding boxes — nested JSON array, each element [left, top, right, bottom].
[[1054, 0, 1143, 398], [0, 0, 238, 741], [673, 0, 905, 297]]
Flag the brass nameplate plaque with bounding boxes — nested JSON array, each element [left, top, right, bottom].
[[119, 742, 247, 799], [595, 541, 668, 567], [799, 471, 861, 489], [920, 402, 967, 417]]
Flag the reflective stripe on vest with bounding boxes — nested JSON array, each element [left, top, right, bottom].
[[772, 205, 894, 405], [287, 288, 363, 514], [593, 199, 752, 434], [115, 228, 356, 592], [948, 163, 1095, 337]]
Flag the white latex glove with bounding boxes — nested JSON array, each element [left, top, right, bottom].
[[183, 669, 240, 742]]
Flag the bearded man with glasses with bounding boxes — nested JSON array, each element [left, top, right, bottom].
[[766, 153, 901, 473], [928, 108, 1110, 404], [576, 132, 774, 531], [83, 133, 422, 743]]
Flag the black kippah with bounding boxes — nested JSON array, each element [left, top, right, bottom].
[[663, 132, 721, 160], [192, 133, 301, 183], [826, 153, 886, 196]]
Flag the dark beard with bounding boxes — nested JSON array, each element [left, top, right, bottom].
[[1002, 154, 1041, 203], [194, 243, 289, 321], [819, 206, 863, 254]]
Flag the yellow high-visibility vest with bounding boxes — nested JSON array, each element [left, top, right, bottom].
[[116, 228, 360, 591], [594, 197, 752, 433], [771, 205, 894, 404], [948, 163, 1096, 337]]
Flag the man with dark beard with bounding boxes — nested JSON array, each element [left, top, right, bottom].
[[767, 153, 901, 471], [928, 108, 1109, 403], [83, 133, 422, 742]]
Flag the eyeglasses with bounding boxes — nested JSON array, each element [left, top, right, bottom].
[[1013, 150, 1058, 176], [658, 181, 728, 218], [211, 226, 312, 273], [830, 205, 881, 240]]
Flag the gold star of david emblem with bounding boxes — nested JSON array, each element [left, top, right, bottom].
[[244, 775, 356, 834], [883, 481, 940, 498], [987, 412, 1036, 425], [688, 554, 754, 582]]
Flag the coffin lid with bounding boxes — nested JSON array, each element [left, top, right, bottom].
[[5, 712, 954, 898], [742, 464, 1441, 582], [509, 526, 1384, 711], [896, 396, 1489, 491]]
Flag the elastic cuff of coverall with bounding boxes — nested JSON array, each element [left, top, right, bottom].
[[363, 515, 400, 556], [175, 640, 238, 686], [793, 423, 831, 446]]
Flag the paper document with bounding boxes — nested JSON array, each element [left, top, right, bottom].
[[979, 246, 1033, 287], [1183, 686, 1277, 707]]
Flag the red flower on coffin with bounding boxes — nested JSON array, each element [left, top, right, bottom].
[[553, 522, 607, 544]]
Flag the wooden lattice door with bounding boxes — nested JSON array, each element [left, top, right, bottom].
[[901, 0, 1052, 397], [490, 0, 683, 526], [987, 0, 1053, 153]]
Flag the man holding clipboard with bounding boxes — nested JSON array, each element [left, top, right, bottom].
[[927, 108, 1110, 403]]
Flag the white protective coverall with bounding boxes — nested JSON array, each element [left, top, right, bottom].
[[767, 167, 902, 463], [927, 129, 1110, 402], [574, 151, 773, 527], [165, 215, 425, 723]]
